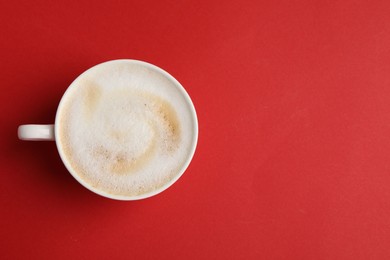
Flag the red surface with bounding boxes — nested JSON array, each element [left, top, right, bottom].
[[1, 0, 390, 259]]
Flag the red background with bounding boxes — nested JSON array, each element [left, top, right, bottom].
[[1, 0, 390, 259]]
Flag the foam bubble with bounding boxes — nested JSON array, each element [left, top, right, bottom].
[[58, 61, 195, 197]]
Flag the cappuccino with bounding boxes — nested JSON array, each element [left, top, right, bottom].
[[56, 60, 197, 198]]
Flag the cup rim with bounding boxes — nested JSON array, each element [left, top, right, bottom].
[[54, 59, 198, 200]]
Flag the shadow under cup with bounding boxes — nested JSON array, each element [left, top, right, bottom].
[[54, 59, 198, 200]]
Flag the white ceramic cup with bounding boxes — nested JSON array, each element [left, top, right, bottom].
[[18, 59, 198, 200]]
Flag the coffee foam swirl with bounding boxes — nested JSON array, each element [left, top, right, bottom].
[[58, 62, 194, 197]]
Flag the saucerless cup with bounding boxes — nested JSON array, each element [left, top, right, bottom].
[[18, 59, 198, 200]]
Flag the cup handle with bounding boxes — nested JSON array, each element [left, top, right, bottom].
[[18, 124, 55, 141]]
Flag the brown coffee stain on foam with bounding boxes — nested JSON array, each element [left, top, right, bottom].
[[83, 80, 102, 117], [93, 145, 111, 159], [154, 96, 181, 152], [110, 120, 157, 175], [113, 89, 182, 153], [111, 135, 157, 175]]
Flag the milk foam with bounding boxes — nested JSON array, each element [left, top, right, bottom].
[[57, 61, 195, 197]]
